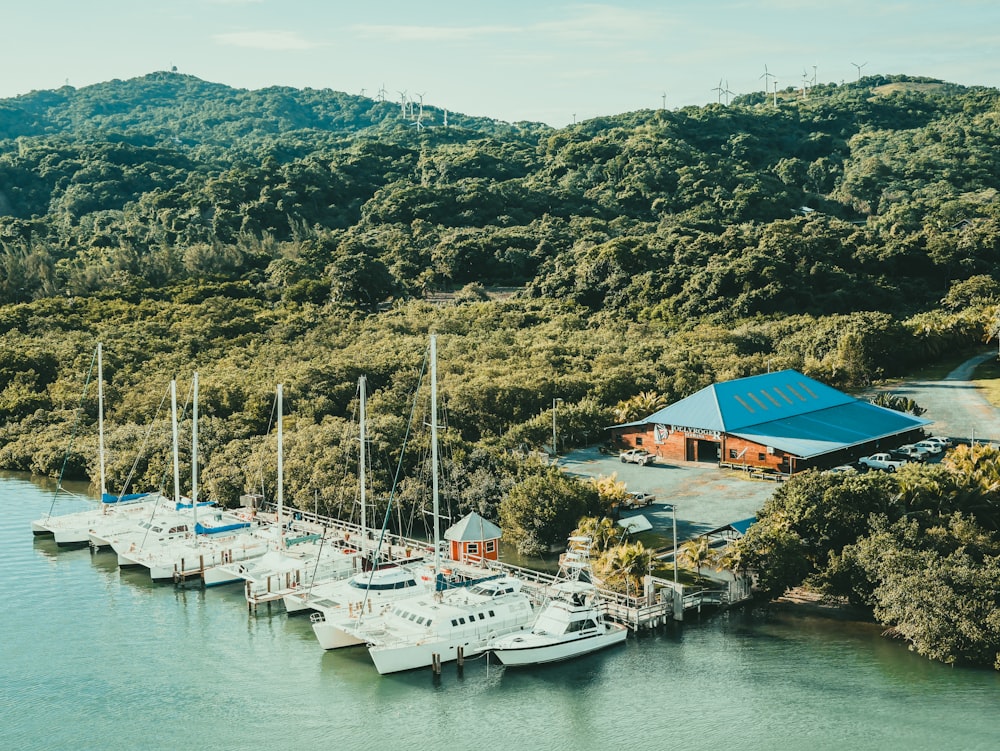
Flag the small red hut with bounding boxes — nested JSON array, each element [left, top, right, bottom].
[[444, 512, 502, 564]]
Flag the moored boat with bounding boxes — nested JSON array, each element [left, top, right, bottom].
[[351, 574, 536, 673], [489, 535, 627, 666]]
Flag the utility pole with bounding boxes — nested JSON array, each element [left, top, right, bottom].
[[552, 398, 563, 459]]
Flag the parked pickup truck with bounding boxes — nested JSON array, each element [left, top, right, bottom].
[[620, 449, 655, 466], [623, 491, 656, 509], [858, 453, 907, 472]]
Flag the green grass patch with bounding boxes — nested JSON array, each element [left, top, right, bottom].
[[972, 355, 1000, 409]]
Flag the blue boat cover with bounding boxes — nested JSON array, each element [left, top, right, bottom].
[[195, 521, 250, 535], [101, 492, 152, 504]]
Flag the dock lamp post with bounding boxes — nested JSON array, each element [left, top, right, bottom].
[[666, 503, 679, 585], [552, 397, 563, 458]]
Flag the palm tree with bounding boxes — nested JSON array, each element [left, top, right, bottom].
[[594, 540, 650, 596], [612, 390, 669, 424], [587, 473, 629, 513], [572, 516, 622, 552], [679, 537, 716, 578]]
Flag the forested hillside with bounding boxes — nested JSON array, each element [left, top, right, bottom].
[[2, 70, 998, 521]]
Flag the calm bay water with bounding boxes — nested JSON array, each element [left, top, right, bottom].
[[4, 472, 998, 751]]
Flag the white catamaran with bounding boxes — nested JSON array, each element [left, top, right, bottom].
[[345, 336, 536, 673], [31, 343, 165, 545]]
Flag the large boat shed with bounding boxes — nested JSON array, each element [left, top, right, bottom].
[[609, 369, 931, 475]]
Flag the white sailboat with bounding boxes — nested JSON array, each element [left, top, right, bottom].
[[116, 375, 270, 582], [347, 335, 536, 673], [282, 375, 408, 616], [488, 535, 627, 666], [31, 343, 165, 545], [208, 383, 360, 589]]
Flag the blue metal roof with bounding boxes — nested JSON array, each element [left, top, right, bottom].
[[639, 369, 856, 432], [622, 369, 930, 458], [729, 400, 930, 458]]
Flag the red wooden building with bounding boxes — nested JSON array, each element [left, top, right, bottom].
[[609, 369, 930, 475]]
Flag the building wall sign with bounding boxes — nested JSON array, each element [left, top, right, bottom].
[[671, 424, 721, 440]]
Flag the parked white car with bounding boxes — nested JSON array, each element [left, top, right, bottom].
[[923, 436, 953, 450], [913, 439, 943, 455], [826, 464, 857, 474], [892, 444, 930, 462]]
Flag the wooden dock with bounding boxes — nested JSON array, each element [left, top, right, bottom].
[[190, 502, 752, 628]]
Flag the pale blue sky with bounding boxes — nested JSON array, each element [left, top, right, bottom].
[[3, 1, 999, 127]]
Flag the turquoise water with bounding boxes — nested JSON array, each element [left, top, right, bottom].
[[4, 472, 998, 751]]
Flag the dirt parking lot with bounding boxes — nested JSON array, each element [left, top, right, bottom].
[[557, 447, 777, 544]]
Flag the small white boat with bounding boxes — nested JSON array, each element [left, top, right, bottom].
[[88, 498, 212, 549], [31, 343, 164, 545], [38, 494, 164, 546], [488, 581, 627, 666], [211, 535, 360, 591], [490, 535, 627, 666]]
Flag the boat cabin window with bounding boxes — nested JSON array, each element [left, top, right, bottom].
[[488, 610, 495, 618], [407, 613, 418, 622], [416, 617, 426, 625], [451, 619, 459, 626]]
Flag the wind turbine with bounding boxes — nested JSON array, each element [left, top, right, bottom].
[[415, 92, 426, 120], [801, 69, 810, 99], [443, 108, 449, 127], [772, 78, 778, 106], [713, 78, 724, 104], [724, 80, 735, 106], [398, 90, 408, 115], [760, 65, 776, 105], [851, 61, 868, 81], [661, 91, 667, 109]]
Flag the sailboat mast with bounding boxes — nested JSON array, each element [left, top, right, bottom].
[[277, 383, 284, 540], [170, 380, 181, 508], [430, 335, 440, 571], [97, 343, 107, 499], [358, 376, 367, 543], [192, 372, 199, 528]]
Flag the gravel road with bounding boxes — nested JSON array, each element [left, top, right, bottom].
[[880, 350, 1000, 443]]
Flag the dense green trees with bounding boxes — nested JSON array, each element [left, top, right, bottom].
[[2, 73, 1000, 320], [733, 448, 1000, 668], [499, 466, 603, 555]]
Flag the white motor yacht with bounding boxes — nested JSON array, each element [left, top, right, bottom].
[[349, 575, 536, 674], [490, 534, 627, 666], [488, 580, 627, 666]]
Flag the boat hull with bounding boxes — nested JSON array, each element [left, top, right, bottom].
[[491, 625, 627, 666], [368, 636, 492, 674], [312, 619, 366, 650]]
